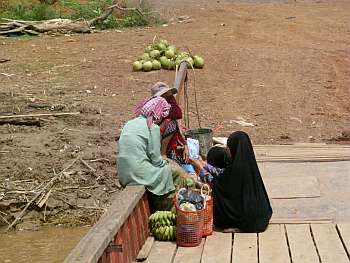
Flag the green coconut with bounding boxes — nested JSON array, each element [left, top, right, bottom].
[[193, 55, 204, 68], [144, 45, 153, 53], [175, 58, 182, 66], [179, 51, 190, 58], [159, 56, 168, 65], [152, 60, 161, 70], [142, 53, 150, 61], [165, 49, 175, 59], [159, 39, 169, 47], [168, 45, 177, 53], [168, 60, 176, 70], [150, 49, 161, 59], [185, 57, 194, 66], [161, 58, 171, 69], [156, 43, 167, 51], [132, 61, 143, 71], [142, 61, 153, 71]]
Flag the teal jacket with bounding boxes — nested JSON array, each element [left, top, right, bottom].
[[117, 116, 175, 195]]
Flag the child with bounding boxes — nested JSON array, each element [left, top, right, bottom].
[[189, 146, 231, 186]]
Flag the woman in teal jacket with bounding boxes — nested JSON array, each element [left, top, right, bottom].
[[118, 96, 185, 210]]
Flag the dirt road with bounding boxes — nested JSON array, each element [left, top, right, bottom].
[[0, 0, 349, 228]]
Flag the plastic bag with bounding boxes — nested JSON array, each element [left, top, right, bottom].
[[187, 138, 200, 160], [177, 188, 204, 210]]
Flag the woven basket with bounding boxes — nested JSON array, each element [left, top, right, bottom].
[[175, 189, 204, 247], [201, 184, 213, 237]]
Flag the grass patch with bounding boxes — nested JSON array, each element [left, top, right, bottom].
[[0, 2, 58, 21], [4, 34, 37, 41], [0, 0, 162, 29]]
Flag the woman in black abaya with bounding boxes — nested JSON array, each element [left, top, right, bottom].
[[207, 131, 272, 232]]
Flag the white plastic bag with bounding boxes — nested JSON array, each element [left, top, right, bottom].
[[187, 138, 200, 160]]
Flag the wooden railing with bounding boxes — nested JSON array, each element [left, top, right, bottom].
[[64, 185, 150, 263]]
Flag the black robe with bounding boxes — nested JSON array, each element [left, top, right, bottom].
[[210, 131, 272, 232]]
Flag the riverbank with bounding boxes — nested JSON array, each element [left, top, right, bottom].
[[0, 226, 89, 263], [1, 0, 349, 231]]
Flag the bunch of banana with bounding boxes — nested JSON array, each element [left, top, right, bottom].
[[153, 225, 176, 241], [149, 211, 177, 241]]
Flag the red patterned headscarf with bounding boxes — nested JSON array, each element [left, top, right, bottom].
[[134, 97, 170, 128]]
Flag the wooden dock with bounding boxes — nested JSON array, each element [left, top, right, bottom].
[[65, 144, 350, 263], [145, 222, 350, 263]]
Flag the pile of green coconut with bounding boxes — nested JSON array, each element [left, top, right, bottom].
[[132, 39, 205, 72]]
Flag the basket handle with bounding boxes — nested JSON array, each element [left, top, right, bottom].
[[177, 187, 187, 197], [201, 184, 211, 196]]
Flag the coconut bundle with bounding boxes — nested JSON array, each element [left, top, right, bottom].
[[132, 38, 205, 72]]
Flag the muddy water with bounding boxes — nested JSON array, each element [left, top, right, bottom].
[[0, 226, 89, 263]]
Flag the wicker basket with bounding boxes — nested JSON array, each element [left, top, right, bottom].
[[201, 184, 213, 237], [175, 190, 204, 247]]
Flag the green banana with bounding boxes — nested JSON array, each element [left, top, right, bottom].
[[158, 226, 163, 240], [168, 226, 172, 241], [148, 214, 153, 223], [165, 211, 171, 219], [169, 226, 174, 240], [156, 212, 161, 222], [172, 226, 176, 240], [150, 210, 178, 241], [163, 226, 167, 241], [164, 226, 169, 241]]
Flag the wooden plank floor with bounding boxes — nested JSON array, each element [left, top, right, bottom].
[[143, 146, 350, 262], [144, 223, 350, 262]]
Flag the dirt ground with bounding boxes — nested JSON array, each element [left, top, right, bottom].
[[0, 0, 349, 230]]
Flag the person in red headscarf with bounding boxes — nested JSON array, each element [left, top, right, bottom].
[[150, 82, 189, 165]]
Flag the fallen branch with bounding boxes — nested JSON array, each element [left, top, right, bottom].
[[5, 157, 79, 232], [108, 3, 144, 17], [89, 158, 111, 165], [77, 205, 106, 211], [88, 7, 114, 26], [80, 158, 96, 173], [0, 25, 29, 35], [0, 18, 91, 34], [0, 58, 10, 63], [0, 214, 10, 226], [53, 185, 98, 191], [0, 112, 80, 119], [0, 0, 148, 36], [0, 73, 14, 77], [0, 119, 43, 126], [37, 189, 52, 208]]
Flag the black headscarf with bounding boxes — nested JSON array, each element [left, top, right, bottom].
[[212, 131, 272, 232], [207, 146, 231, 169]]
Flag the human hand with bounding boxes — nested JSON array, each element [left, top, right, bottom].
[[188, 158, 203, 174], [183, 145, 189, 163]]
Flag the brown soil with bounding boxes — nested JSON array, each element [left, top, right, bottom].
[[0, 0, 349, 229]]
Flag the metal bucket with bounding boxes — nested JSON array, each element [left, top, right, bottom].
[[185, 128, 213, 158]]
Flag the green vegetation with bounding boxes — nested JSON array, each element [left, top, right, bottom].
[[0, 0, 161, 30], [0, 2, 57, 21]]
